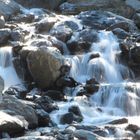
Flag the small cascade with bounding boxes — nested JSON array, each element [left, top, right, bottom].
[[0, 47, 23, 91], [51, 30, 140, 127]]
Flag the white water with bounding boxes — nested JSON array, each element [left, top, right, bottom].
[[50, 31, 140, 127], [0, 47, 22, 92]]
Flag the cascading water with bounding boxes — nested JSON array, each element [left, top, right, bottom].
[[0, 47, 22, 92], [51, 30, 140, 127]]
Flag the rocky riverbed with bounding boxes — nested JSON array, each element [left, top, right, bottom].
[[0, 0, 140, 140]]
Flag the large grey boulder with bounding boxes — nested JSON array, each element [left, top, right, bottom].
[[0, 111, 27, 135], [0, 94, 38, 128], [26, 47, 69, 89], [0, 76, 4, 93], [0, 28, 11, 44], [0, 0, 20, 20]]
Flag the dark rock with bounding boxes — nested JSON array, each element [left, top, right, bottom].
[[41, 90, 64, 101], [34, 96, 59, 113], [60, 112, 74, 124], [36, 18, 56, 33], [0, 15, 5, 29], [50, 23, 72, 43], [125, 124, 140, 133], [0, 111, 27, 135], [36, 109, 51, 127], [0, 94, 38, 129], [0, 76, 4, 93], [0, 28, 11, 44], [108, 118, 128, 125], [64, 20, 79, 31], [135, 129, 140, 140], [84, 78, 99, 95], [67, 29, 98, 54], [68, 106, 83, 118], [4, 86, 27, 99]]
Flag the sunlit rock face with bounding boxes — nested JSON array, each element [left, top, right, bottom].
[[26, 47, 69, 89], [0, 0, 20, 20]]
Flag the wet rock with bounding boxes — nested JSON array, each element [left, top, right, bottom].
[[0, 94, 38, 128], [34, 95, 58, 113], [125, 124, 140, 133], [77, 11, 137, 31], [125, 0, 140, 12], [60, 112, 74, 124], [0, 0, 20, 20], [36, 17, 56, 33], [108, 118, 128, 125], [68, 105, 83, 122], [112, 28, 130, 39], [41, 90, 64, 101], [26, 47, 68, 89], [24, 131, 41, 136], [130, 46, 140, 63], [0, 15, 5, 29], [36, 109, 51, 127], [0, 111, 27, 135], [84, 78, 99, 95], [0, 28, 11, 44]]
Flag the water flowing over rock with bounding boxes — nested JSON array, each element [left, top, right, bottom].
[[0, 15, 5, 29], [27, 47, 69, 89]]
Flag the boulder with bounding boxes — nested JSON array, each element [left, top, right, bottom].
[[0, 0, 20, 20], [125, 124, 140, 133], [125, 0, 140, 12], [26, 47, 69, 89], [0, 15, 5, 29], [0, 76, 4, 93], [50, 22, 73, 42], [0, 111, 27, 135], [135, 129, 140, 140], [0, 94, 38, 128], [134, 13, 140, 29], [0, 28, 11, 44], [108, 118, 128, 125], [60, 112, 74, 124]]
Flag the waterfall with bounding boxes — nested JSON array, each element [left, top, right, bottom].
[[0, 47, 22, 91], [69, 31, 140, 116]]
